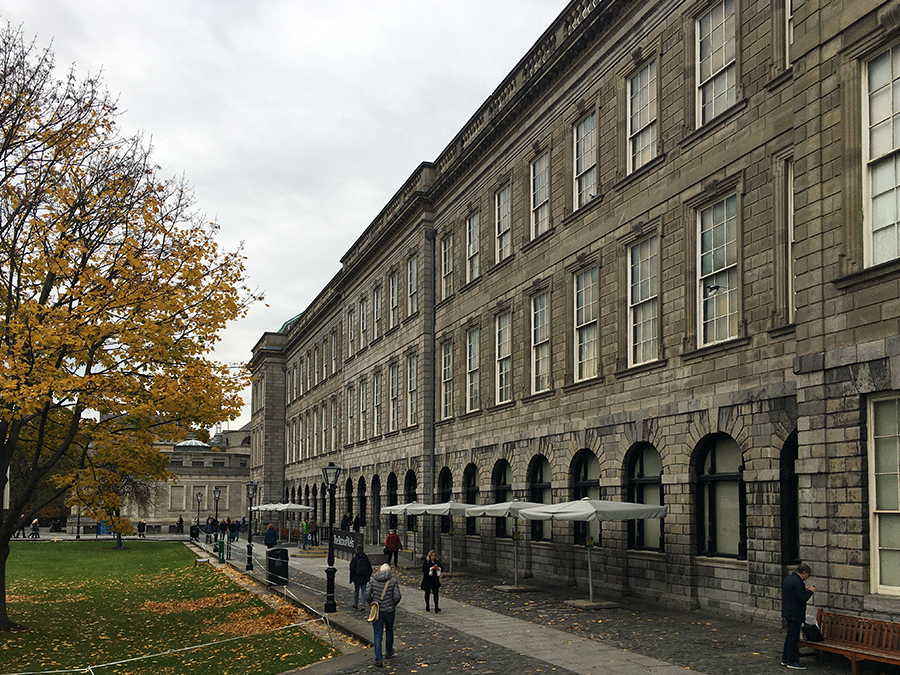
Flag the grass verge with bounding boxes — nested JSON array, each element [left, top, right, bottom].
[[2, 540, 336, 675]]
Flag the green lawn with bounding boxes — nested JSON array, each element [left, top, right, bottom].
[[1, 540, 336, 674]]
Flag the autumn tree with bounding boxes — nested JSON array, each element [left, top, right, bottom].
[[0, 26, 256, 631]]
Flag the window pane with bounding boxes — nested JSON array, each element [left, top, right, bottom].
[[714, 480, 740, 556], [876, 474, 900, 511], [875, 437, 900, 474]]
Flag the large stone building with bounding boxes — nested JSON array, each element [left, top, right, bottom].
[[251, 0, 900, 623]]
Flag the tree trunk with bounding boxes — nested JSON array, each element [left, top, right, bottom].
[[0, 539, 27, 632]]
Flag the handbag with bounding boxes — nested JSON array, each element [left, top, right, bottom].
[[367, 579, 390, 623], [801, 623, 824, 642]]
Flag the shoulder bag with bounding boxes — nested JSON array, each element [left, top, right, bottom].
[[367, 580, 389, 623]]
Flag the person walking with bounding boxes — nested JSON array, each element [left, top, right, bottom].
[[365, 563, 401, 667], [15, 514, 26, 538], [349, 545, 373, 610], [781, 563, 815, 670], [340, 512, 352, 531], [301, 517, 309, 550], [137, 520, 146, 538], [421, 549, 443, 613], [228, 518, 238, 542], [176, 515, 184, 534], [264, 523, 278, 549], [308, 517, 318, 546], [29, 518, 40, 539], [384, 529, 402, 565]]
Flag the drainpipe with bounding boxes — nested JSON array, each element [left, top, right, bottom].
[[425, 227, 437, 553]]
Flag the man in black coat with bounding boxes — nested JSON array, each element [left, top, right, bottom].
[[781, 563, 815, 669]]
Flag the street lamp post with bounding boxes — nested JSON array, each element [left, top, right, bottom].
[[322, 461, 342, 613], [213, 487, 221, 545], [195, 491, 203, 530], [246, 481, 258, 571]]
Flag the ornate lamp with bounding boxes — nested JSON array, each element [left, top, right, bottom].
[[322, 462, 342, 613], [246, 481, 258, 571]]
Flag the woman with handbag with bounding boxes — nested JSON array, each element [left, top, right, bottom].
[[365, 563, 402, 667], [421, 549, 442, 613]]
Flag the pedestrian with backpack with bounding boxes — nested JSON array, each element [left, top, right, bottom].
[[350, 545, 373, 610]]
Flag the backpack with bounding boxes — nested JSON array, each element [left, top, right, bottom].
[[359, 555, 372, 578], [349, 556, 358, 575]]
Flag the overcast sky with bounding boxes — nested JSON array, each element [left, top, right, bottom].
[[1, 0, 565, 429]]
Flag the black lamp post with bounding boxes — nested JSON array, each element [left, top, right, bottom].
[[195, 491, 203, 527], [322, 461, 341, 613], [246, 481, 258, 571], [75, 505, 81, 540], [213, 487, 221, 544]]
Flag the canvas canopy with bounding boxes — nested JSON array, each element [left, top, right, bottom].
[[518, 498, 667, 602]]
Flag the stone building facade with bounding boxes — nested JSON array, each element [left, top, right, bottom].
[[119, 428, 251, 530], [251, 0, 900, 623]]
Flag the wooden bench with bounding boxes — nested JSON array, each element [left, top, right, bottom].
[[799, 607, 900, 675]]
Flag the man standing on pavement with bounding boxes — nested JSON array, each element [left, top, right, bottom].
[[365, 563, 401, 667], [782, 563, 815, 670], [384, 529, 402, 565]]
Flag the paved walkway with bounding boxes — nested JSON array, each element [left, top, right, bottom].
[[26, 532, 890, 674]]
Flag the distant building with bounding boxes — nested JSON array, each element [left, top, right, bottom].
[[251, 0, 900, 623], [119, 425, 251, 530]]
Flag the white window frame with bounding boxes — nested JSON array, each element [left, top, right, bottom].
[[441, 341, 453, 420], [320, 405, 327, 453], [531, 152, 550, 238], [346, 386, 355, 444], [629, 236, 659, 366], [359, 378, 368, 441], [628, 60, 658, 173], [574, 267, 598, 382], [359, 298, 368, 349], [331, 333, 337, 375], [314, 347, 320, 386], [441, 234, 454, 300], [373, 286, 382, 339], [532, 292, 550, 394], [467, 327, 480, 413], [323, 338, 329, 379], [698, 194, 739, 346], [407, 256, 418, 316], [373, 371, 382, 436], [496, 311, 512, 404], [869, 394, 900, 595], [696, 0, 736, 127], [312, 406, 319, 455], [467, 212, 480, 282], [407, 353, 418, 426], [389, 272, 399, 328], [574, 112, 597, 209], [495, 185, 512, 263], [389, 363, 399, 432], [330, 397, 337, 451], [865, 45, 900, 267], [347, 309, 355, 358]]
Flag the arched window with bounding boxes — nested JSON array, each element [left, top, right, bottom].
[[320, 482, 327, 524], [464, 463, 479, 535], [627, 444, 664, 551], [529, 455, 552, 541], [345, 477, 354, 522], [357, 477, 368, 529], [291, 486, 296, 503], [371, 475, 382, 544], [571, 450, 600, 546], [780, 430, 800, 565], [405, 470, 417, 532], [438, 468, 453, 533], [493, 459, 512, 538], [695, 434, 745, 558], [387, 473, 398, 530], [304, 484, 310, 506]]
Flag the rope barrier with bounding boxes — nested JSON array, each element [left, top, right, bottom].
[[3, 617, 328, 675]]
